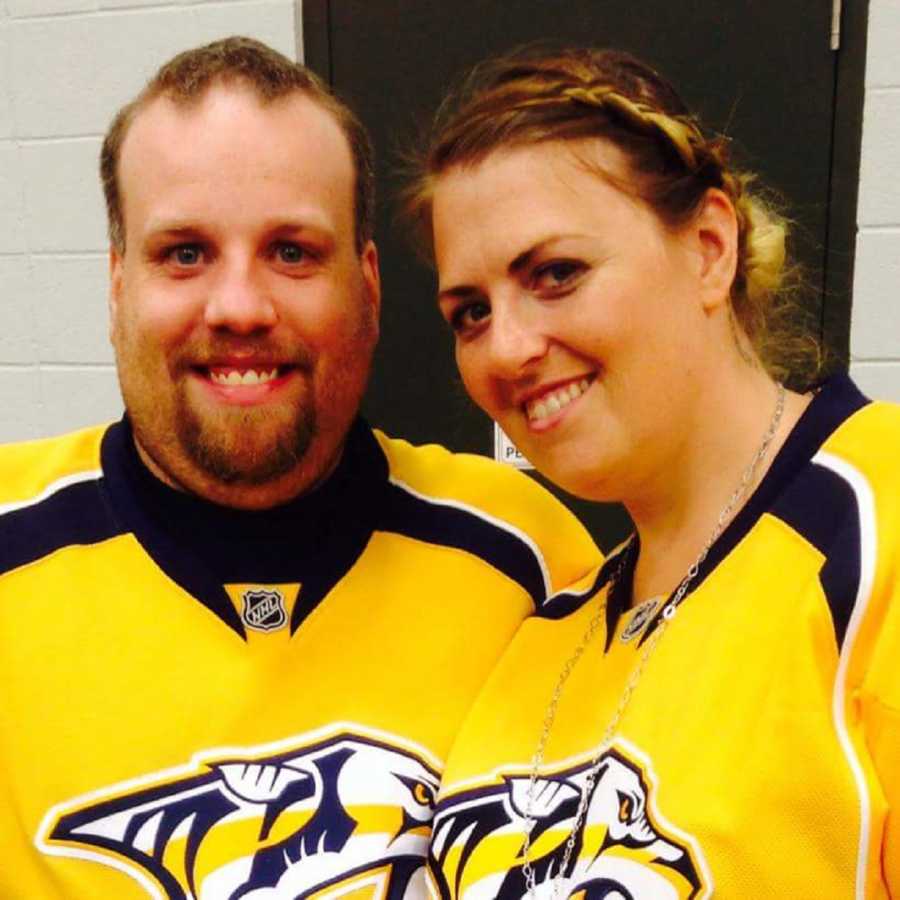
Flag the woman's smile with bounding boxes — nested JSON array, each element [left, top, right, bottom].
[[522, 375, 594, 429]]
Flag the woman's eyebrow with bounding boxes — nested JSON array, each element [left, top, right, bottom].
[[437, 283, 482, 304], [439, 233, 590, 299], [509, 233, 586, 275]]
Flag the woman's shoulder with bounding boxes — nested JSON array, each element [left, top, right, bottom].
[[819, 391, 900, 500]]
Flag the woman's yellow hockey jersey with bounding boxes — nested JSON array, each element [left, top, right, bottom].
[[428, 375, 900, 899]]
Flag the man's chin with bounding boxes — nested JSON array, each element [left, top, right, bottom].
[[177, 409, 315, 488]]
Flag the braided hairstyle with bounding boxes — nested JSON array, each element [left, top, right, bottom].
[[404, 47, 821, 387]]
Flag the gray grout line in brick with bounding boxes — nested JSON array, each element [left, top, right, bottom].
[[25, 252, 39, 376], [35, 362, 116, 370], [18, 135, 102, 146], [30, 251, 107, 260], [857, 224, 900, 234], [11, 0, 278, 23]]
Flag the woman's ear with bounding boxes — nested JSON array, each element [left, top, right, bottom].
[[691, 188, 739, 313]]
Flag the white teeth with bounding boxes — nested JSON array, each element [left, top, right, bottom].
[[209, 368, 279, 386], [525, 378, 592, 423]]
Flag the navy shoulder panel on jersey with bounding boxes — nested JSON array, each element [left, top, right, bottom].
[[0, 477, 123, 576], [770, 461, 862, 648], [537, 552, 623, 624], [378, 479, 550, 608], [631, 374, 869, 648]]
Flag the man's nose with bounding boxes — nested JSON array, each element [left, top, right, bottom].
[[204, 259, 277, 334]]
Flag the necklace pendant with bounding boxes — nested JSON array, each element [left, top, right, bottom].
[[620, 596, 661, 643]]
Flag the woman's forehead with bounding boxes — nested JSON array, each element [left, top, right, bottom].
[[431, 141, 651, 273]]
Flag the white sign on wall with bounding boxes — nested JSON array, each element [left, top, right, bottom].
[[493, 423, 534, 470]]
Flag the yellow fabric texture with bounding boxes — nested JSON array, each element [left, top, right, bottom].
[[0, 422, 600, 900], [429, 394, 900, 899]]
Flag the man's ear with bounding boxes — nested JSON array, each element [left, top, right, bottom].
[[691, 188, 739, 313], [360, 239, 381, 331], [108, 245, 123, 345]]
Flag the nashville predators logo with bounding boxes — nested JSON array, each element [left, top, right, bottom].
[[428, 741, 711, 899], [37, 726, 441, 899]]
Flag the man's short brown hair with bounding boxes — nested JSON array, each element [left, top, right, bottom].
[[100, 36, 375, 253]]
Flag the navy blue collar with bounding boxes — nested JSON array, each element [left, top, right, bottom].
[[100, 417, 388, 638], [603, 373, 870, 647]]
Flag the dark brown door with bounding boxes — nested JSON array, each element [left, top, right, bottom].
[[305, 0, 867, 548]]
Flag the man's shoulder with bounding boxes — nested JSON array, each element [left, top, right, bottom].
[[372, 427, 564, 517], [0, 423, 119, 579], [372, 429, 603, 599], [0, 423, 108, 512]]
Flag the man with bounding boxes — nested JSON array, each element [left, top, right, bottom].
[[0, 37, 600, 899]]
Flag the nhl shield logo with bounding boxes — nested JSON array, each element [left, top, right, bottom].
[[241, 588, 287, 632], [620, 595, 661, 643]]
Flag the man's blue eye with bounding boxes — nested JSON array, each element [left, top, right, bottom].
[[173, 245, 201, 265], [277, 243, 305, 263]]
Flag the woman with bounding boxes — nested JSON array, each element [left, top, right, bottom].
[[405, 49, 899, 898]]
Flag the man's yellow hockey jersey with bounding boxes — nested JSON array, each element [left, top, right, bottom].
[[428, 375, 900, 899], [0, 417, 600, 899]]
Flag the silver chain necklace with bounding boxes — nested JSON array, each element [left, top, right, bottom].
[[521, 382, 786, 899]]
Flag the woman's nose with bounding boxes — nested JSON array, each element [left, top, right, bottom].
[[485, 300, 549, 377]]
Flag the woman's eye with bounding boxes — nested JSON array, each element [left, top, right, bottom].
[[533, 260, 583, 292], [450, 301, 491, 334], [167, 244, 203, 266]]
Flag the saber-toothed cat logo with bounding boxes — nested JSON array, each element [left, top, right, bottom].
[[428, 742, 711, 899], [37, 727, 441, 899]]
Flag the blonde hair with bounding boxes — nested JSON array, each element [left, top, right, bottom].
[[404, 48, 822, 387]]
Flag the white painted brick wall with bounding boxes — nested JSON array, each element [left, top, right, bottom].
[[0, 0, 298, 443], [850, 0, 900, 402]]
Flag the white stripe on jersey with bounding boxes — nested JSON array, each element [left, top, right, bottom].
[[0, 469, 103, 517], [814, 450, 877, 900], [388, 476, 552, 602]]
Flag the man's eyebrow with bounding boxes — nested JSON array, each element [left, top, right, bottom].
[[265, 219, 336, 242], [143, 215, 334, 235], [140, 218, 337, 249], [142, 220, 205, 240]]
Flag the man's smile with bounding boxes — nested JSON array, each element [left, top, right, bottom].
[[190, 364, 302, 405]]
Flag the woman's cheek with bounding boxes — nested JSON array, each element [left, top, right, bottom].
[[457, 349, 493, 413]]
